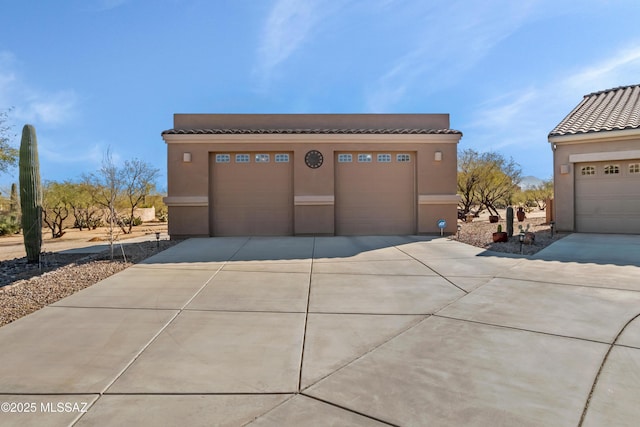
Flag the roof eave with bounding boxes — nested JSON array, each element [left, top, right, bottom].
[[548, 127, 640, 144]]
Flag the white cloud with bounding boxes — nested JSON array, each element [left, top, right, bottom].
[[0, 50, 78, 127], [0, 51, 18, 107], [256, 0, 350, 84], [464, 42, 640, 154], [39, 139, 103, 166], [258, 0, 320, 73], [16, 90, 78, 126], [366, 0, 539, 111], [560, 44, 640, 97]]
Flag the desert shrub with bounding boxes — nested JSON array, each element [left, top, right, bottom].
[[0, 214, 21, 236], [157, 209, 168, 222], [74, 217, 105, 230], [120, 216, 143, 227]]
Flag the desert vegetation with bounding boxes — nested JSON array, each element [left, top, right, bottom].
[[457, 148, 552, 218]]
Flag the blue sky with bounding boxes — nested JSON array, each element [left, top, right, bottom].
[[2, 0, 640, 190]]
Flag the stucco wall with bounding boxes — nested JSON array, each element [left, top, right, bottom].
[[173, 113, 451, 131], [551, 133, 640, 231], [164, 114, 461, 237]]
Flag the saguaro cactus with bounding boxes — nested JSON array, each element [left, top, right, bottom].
[[19, 124, 43, 263], [9, 182, 18, 213], [506, 206, 514, 237]]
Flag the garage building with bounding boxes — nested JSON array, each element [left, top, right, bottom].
[[162, 114, 462, 238], [549, 84, 640, 234]]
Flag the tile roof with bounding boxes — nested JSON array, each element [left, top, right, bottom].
[[549, 84, 640, 137], [162, 128, 462, 136]]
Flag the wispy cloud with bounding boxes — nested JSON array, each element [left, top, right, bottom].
[[258, 0, 320, 74], [39, 139, 103, 166], [0, 50, 78, 126], [17, 90, 78, 126], [366, 0, 539, 111], [0, 51, 18, 107], [464, 41, 640, 154], [256, 0, 350, 85], [560, 44, 640, 96]]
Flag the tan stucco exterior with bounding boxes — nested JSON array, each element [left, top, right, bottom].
[[163, 114, 461, 238], [549, 129, 640, 233]]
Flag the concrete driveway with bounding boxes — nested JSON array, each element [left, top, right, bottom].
[[0, 234, 639, 426]]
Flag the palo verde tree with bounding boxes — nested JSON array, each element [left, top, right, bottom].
[[121, 158, 159, 234], [85, 149, 122, 259], [42, 180, 72, 238], [457, 149, 522, 217], [526, 179, 554, 210], [68, 181, 102, 230]]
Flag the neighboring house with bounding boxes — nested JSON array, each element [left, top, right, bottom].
[[162, 114, 462, 238], [548, 84, 640, 234]]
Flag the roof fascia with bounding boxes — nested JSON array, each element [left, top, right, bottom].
[[162, 133, 462, 144], [548, 128, 640, 145]]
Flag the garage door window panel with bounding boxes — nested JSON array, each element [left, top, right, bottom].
[[358, 154, 372, 163], [215, 154, 231, 163], [236, 154, 250, 163], [629, 163, 640, 174], [338, 154, 352, 163], [377, 154, 392, 163], [604, 165, 620, 175], [397, 154, 411, 162], [275, 154, 289, 163], [581, 166, 596, 176], [255, 154, 270, 163]]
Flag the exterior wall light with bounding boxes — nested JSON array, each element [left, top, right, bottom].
[[560, 164, 569, 174], [183, 152, 192, 163], [550, 221, 555, 238], [434, 151, 442, 161]]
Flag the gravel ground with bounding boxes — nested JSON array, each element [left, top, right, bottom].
[[452, 216, 568, 255], [0, 240, 180, 328]]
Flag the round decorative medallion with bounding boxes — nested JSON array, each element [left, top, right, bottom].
[[304, 150, 324, 169]]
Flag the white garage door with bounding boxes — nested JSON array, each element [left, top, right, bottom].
[[211, 152, 293, 236], [575, 160, 640, 234], [335, 152, 416, 235]]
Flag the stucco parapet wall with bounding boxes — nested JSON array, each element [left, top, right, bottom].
[[294, 196, 335, 206], [163, 196, 208, 207], [418, 195, 461, 204], [162, 133, 461, 144]]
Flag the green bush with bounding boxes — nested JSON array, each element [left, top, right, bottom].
[[120, 216, 143, 227], [74, 217, 105, 230], [157, 209, 168, 222], [0, 215, 21, 236]]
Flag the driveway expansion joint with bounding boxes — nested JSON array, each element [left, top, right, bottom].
[[433, 314, 614, 346], [297, 237, 315, 392], [300, 393, 399, 427], [578, 311, 640, 426]]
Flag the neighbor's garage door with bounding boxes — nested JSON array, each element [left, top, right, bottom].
[[335, 152, 416, 235], [211, 152, 293, 236], [575, 160, 640, 234]]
